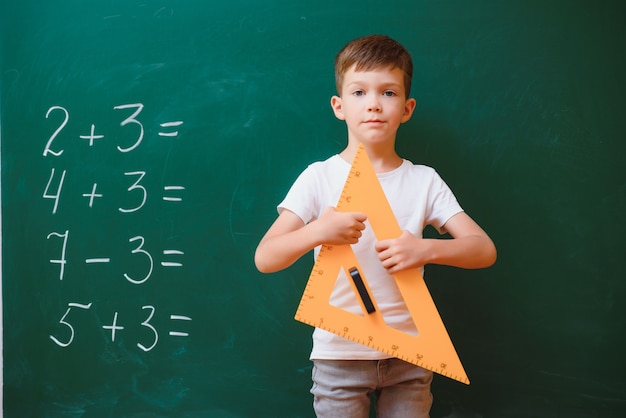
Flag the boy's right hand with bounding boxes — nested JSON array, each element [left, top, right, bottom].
[[314, 206, 367, 245]]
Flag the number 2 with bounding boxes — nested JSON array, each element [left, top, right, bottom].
[[43, 106, 69, 157]]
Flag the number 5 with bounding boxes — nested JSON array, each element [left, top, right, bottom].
[[50, 302, 93, 348]]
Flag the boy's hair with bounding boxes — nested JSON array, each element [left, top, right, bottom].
[[334, 34, 413, 97]]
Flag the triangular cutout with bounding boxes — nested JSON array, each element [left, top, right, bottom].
[[327, 255, 419, 334], [328, 267, 365, 317], [295, 144, 469, 384]]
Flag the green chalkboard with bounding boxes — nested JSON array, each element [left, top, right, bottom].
[[2, 0, 625, 417]]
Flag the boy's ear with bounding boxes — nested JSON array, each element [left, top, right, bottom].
[[330, 95, 345, 120], [401, 98, 417, 123]]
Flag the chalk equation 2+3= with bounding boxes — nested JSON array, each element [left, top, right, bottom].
[[44, 103, 183, 156]]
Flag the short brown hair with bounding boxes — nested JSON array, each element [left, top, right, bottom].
[[334, 35, 413, 97]]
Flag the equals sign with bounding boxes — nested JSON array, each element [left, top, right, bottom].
[[169, 314, 192, 337], [163, 185, 185, 202], [158, 121, 183, 137], [161, 250, 184, 267]]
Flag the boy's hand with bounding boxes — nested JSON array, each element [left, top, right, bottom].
[[315, 206, 367, 245], [375, 230, 430, 274]]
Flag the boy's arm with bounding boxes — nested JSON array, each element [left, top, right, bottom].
[[375, 212, 496, 274], [255, 207, 367, 274]]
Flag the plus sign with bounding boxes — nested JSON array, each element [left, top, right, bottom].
[[82, 183, 103, 207], [102, 312, 124, 342], [80, 124, 104, 146]]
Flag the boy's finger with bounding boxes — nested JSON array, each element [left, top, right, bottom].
[[353, 212, 367, 222]]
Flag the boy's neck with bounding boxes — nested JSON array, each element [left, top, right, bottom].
[[339, 141, 402, 174]]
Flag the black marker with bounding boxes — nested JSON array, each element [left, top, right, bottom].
[[349, 267, 376, 314]]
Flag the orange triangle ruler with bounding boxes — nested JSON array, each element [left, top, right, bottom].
[[294, 143, 469, 384]]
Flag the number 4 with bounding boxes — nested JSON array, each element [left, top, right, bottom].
[[43, 168, 66, 214]]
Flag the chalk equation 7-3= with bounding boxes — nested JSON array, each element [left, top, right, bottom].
[[47, 230, 184, 283]]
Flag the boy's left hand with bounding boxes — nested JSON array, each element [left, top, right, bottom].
[[374, 230, 431, 274]]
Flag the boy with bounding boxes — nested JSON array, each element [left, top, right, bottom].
[[255, 35, 496, 418]]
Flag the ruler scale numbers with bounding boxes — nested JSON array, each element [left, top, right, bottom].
[[294, 144, 469, 385]]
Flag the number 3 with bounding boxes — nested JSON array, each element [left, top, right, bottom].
[[124, 236, 154, 284], [119, 171, 147, 213], [114, 103, 144, 153], [137, 305, 159, 352]]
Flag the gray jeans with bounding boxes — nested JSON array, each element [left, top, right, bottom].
[[311, 358, 433, 417]]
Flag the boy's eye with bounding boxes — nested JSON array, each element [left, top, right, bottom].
[[353, 90, 365, 96], [383, 90, 396, 97]]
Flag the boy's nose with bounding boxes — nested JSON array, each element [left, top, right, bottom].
[[367, 99, 382, 112]]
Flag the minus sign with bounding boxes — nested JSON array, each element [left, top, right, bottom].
[[85, 258, 111, 263], [169, 331, 189, 337]]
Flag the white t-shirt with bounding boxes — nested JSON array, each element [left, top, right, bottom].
[[278, 154, 463, 360]]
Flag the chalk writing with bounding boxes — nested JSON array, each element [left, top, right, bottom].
[[49, 303, 192, 352], [47, 230, 69, 280], [158, 121, 184, 137], [119, 171, 147, 213], [43, 106, 69, 157], [43, 168, 66, 214], [43, 104, 183, 157], [47, 231, 184, 284], [49, 302, 93, 347], [42, 103, 190, 354], [113, 103, 144, 153], [43, 168, 185, 214]]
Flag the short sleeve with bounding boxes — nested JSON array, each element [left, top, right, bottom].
[[425, 170, 463, 234], [276, 156, 349, 226], [277, 166, 321, 225]]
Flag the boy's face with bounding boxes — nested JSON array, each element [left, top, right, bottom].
[[331, 65, 416, 147]]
